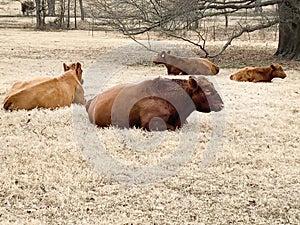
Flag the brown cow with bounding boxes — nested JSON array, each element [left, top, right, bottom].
[[3, 62, 85, 111], [63, 62, 84, 84], [229, 63, 287, 82], [86, 76, 224, 131], [153, 51, 219, 75]]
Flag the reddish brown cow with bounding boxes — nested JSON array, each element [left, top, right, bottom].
[[86, 76, 224, 131], [230, 64, 287, 82], [3, 62, 85, 110], [153, 51, 219, 75]]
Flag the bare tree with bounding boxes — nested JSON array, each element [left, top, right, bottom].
[[74, 0, 77, 28], [35, 0, 46, 29], [67, 0, 71, 29], [47, 0, 55, 16], [89, 0, 299, 60], [58, 0, 65, 28], [79, 0, 84, 20]]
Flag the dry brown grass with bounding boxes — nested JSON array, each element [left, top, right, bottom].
[[0, 28, 299, 224]]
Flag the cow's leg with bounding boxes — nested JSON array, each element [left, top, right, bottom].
[[139, 103, 174, 131], [140, 113, 172, 131]]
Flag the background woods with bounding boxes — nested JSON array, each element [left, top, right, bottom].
[[6, 0, 300, 59], [89, 0, 300, 60], [16, 0, 85, 29]]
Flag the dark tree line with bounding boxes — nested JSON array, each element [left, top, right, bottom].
[[89, 0, 300, 60], [33, 0, 84, 30]]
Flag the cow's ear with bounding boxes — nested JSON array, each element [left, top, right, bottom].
[[63, 63, 68, 71], [75, 62, 82, 77], [167, 50, 171, 54], [188, 77, 198, 92], [75, 62, 81, 70], [270, 64, 276, 70]]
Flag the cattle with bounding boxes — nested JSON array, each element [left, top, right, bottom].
[[86, 76, 224, 131], [21, 0, 35, 16], [63, 62, 84, 84], [229, 63, 287, 82], [153, 51, 219, 75], [3, 62, 86, 111]]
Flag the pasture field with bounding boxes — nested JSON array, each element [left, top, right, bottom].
[[0, 28, 299, 224]]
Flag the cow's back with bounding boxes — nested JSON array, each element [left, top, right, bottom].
[[5, 77, 52, 100], [177, 57, 218, 75], [230, 67, 254, 81], [87, 78, 188, 127], [86, 84, 126, 126], [4, 77, 75, 110], [230, 66, 274, 82]]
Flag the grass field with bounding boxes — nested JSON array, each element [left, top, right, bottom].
[[1, 2, 299, 224], [0, 18, 299, 225]]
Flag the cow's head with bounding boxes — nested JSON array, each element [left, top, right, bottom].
[[187, 76, 223, 113], [63, 62, 84, 84], [270, 63, 287, 79], [153, 50, 170, 64]]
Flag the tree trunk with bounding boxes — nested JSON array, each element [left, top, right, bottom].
[[59, 0, 65, 28], [35, 0, 44, 29], [67, 0, 70, 29], [41, 0, 46, 25], [74, 0, 77, 29], [275, 0, 300, 60], [47, 0, 55, 16], [78, 0, 84, 21]]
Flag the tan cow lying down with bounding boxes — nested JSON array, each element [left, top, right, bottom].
[[153, 51, 219, 75], [230, 63, 287, 82], [86, 76, 224, 131], [3, 62, 86, 110]]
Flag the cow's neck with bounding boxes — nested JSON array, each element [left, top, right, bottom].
[[171, 79, 193, 96], [171, 79, 188, 89], [170, 78, 196, 117], [60, 72, 79, 86], [265, 67, 274, 80]]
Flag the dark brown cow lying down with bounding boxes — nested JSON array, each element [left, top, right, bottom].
[[3, 62, 86, 110], [230, 63, 287, 82], [86, 76, 224, 131], [153, 51, 219, 75]]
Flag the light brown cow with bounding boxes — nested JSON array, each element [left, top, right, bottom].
[[230, 63, 287, 82], [63, 62, 84, 84], [86, 76, 224, 131], [3, 62, 86, 110], [153, 51, 219, 75]]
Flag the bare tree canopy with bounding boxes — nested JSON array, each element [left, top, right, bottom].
[[89, 0, 299, 60], [33, 0, 85, 30]]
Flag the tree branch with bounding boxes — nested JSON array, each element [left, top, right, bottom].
[[208, 18, 279, 58]]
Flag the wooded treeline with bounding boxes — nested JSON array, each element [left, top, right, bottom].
[[30, 0, 84, 29], [89, 0, 300, 60], [21, 0, 300, 60]]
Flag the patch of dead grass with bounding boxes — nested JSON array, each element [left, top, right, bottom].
[[0, 29, 299, 224]]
